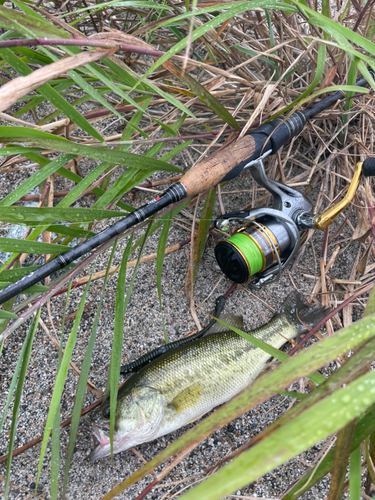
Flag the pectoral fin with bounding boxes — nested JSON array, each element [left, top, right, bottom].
[[170, 383, 203, 413]]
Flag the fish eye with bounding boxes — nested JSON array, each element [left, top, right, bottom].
[[102, 407, 110, 419]]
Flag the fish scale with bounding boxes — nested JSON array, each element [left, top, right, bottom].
[[89, 292, 329, 461]]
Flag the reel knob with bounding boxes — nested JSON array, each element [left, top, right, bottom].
[[215, 238, 253, 284], [362, 157, 375, 177]]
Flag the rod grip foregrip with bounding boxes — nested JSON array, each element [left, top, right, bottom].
[[179, 135, 257, 197]]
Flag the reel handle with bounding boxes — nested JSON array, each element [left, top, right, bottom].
[[314, 159, 375, 230]]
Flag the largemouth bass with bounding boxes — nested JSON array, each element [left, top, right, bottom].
[[90, 292, 327, 461]]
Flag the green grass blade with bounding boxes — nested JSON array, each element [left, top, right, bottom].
[[0, 266, 40, 281], [161, 140, 193, 162], [102, 56, 197, 121], [132, 1, 297, 90], [271, 43, 326, 119], [35, 274, 93, 490], [50, 395, 60, 500], [0, 310, 17, 319], [345, 59, 358, 112], [108, 218, 153, 456], [349, 445, 361, 500], [0, 310, 39, 435], [50, 283, 71, 500], [0, 154, 76, 207], [62, 245, 116, 499], [180, 371, 375, 500], [0, 261, 20, 334], [0, 137, 182, 172], [30, 38, 136, 129], [58, 67, 130, 127], [0, 146, 42, 156], [93, 109, 185, 209], [62, 0, 170, 16], [264, 10, 279, 79], [156, 213, 173, 344], [0, 283, 49, 294], [92, 170, 139, 210], [364, 285, 375, 317], [328, 421, 356, 499], [0, 206, 127, 224], [0, 238, 70, 255], [294, 0, 375, 63], [59, 46, 171, 132], [165, 62, 240, 130], [30, 224, 94, 239], [0, 125, 69, 141], [4, 308, 40, 499], [210, 315, 325, 385], [87, 108, 151, 208], [55, 165, 134, 212], [0, 153, 76, 270], [192, 188, 216, 284], [109, 218, 154, 455], [0, 4, 63, 37], [147, 1, 280, 33], [283, 404, 375, 499], [56, 162, 112, 209], [130, 200, 190, 255], [108, 235, 134, 454], [233, 44, 278, 68]]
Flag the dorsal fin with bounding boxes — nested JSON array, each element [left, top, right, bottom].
[[204, 313, 244, 335]]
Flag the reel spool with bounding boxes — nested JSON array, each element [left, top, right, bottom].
[[214, 157, 375, 287], [215, 217, 292, 284]]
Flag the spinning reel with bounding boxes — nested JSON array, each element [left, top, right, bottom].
[[214, 155, 375, 287]]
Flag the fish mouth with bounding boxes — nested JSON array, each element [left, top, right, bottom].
[[89, 423, 111, 462], [89, 423, 134, 462]]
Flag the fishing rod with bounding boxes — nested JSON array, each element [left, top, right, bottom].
[[0, 72, 374, 305]]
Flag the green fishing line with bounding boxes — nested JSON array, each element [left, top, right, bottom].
[[229, 233, 264, 276]]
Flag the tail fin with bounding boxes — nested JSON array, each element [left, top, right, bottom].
[[277, 291, 330, 334]]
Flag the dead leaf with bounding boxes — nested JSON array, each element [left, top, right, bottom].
[[351, 214, 372, 240], [357, 239, 374, 274], [90, 30, 153, 51], [0, 49, 111, 113], [353, 226, 373, 243]]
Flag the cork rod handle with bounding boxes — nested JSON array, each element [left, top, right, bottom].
[[179, 135, 257, 197]]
